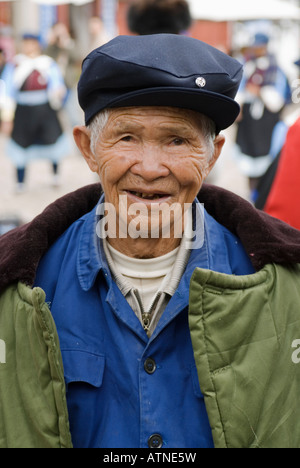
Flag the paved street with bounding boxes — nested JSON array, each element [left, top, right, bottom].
[[0, 125, 249, 229]]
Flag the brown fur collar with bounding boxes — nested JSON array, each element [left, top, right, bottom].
[[0, 183, 299, 293]]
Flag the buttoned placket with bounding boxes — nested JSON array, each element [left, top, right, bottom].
[[138, 295, 190, 448], [106, 288, 190, 447]]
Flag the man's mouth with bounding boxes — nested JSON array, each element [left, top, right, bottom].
[[127, 190, 170, 201]]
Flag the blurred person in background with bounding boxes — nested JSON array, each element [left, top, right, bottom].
[[260, 59, 300, 230], [127, 0, 192, 35], [2, 34, 70, 192], [0, 47, 15, 130], [88, 16, 110, 52], [46, 23, 82, 127], [46, 23, 77, 90], [262, 117, 300, 229], [235, 33, 291, 202]]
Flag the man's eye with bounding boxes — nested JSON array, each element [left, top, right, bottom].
[[121, 135, 133, 142], [172, 138, 185, 146]]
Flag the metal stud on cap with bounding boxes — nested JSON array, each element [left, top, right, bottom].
[[195, 77, 206, 88]]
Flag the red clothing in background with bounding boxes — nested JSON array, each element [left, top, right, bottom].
[[265, 118, 300, 230]]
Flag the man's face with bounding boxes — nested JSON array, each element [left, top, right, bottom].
[[74, 106, 224, 248]]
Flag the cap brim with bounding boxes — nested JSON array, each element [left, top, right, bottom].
[[104, 87, 240, 132]]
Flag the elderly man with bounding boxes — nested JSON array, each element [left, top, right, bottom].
[[1, 34, 300, 449]]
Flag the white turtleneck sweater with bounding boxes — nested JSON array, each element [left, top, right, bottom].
[[103, 210, 193, 336], [106, 243, 179, 312]]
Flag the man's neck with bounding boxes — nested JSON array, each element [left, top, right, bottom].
[[107, 236, 182, 259]]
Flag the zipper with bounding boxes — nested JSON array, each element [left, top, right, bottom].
[[142, 313, 151, 333], [133, 289, 162, 334]]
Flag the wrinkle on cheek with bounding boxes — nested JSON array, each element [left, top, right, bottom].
[[96, 149, 134, 185], [172, 152, 207, 184]]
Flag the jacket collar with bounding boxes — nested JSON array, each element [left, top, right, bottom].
[[0, 183, 300, 294], [198, 184, 300, 270]]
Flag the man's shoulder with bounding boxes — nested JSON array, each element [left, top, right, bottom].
[[198, 184, 300, 271], [34, 203, 98, 295], [0, 184, 102, 294]]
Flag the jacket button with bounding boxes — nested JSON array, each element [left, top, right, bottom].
[[144, 357, 156, 374], [148, 434, 163, 448]]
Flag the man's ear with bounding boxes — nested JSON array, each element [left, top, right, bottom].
[[73, 126, 99, 173], [205, 133, 226, 176]]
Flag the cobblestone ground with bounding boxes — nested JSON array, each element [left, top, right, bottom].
[[0, 125, 249, 230]]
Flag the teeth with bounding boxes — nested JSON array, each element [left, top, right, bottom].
[[131, 191, 162, 200]]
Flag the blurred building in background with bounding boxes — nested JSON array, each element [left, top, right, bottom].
[[0, 0, 299, 65], [0, 0, 229, 54]]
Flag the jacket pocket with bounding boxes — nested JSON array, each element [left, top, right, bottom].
[[61, 349, 105, 388]]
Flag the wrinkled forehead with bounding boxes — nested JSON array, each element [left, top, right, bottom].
[[103, 106, 210, 132]]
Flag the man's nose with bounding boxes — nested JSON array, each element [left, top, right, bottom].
[[130, 144, 170, 181]]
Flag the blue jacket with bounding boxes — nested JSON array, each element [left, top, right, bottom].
[[34, 197, 254, 448]]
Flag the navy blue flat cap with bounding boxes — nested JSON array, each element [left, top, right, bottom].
[[78, 34, 243, 132]]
